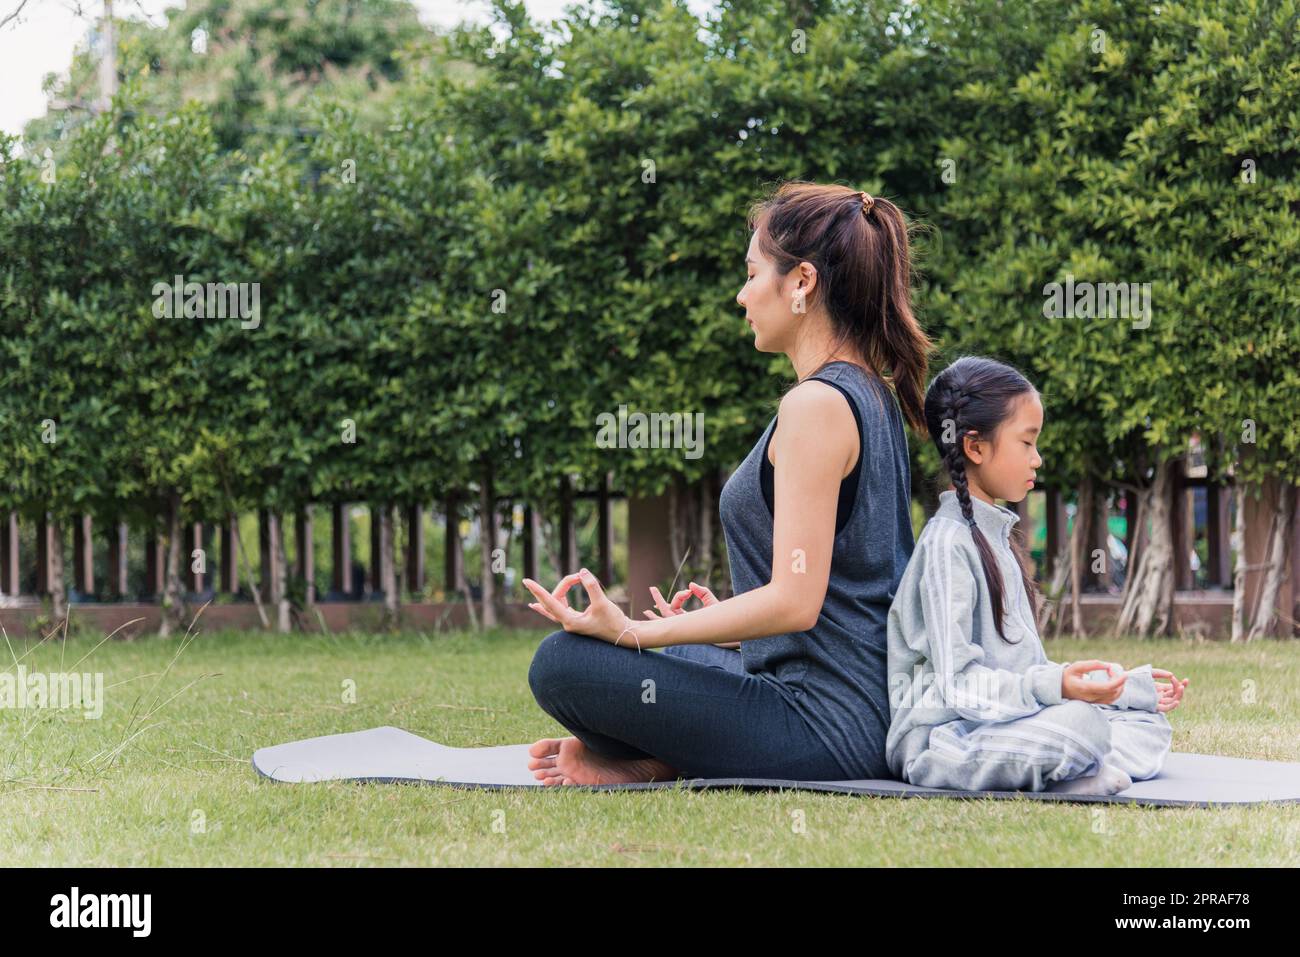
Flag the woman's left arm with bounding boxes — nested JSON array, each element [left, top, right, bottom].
[[523, 381, 855, 649]]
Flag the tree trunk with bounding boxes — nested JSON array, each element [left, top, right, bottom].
[[1092, 486, 1111, 592], [912, 452, 940, 519], [539, 517, 562, 589], [667, 475, 684, 572], [159, 493, 185, 637], [557, 474, 578, 607], [479, 464, 497, 628], [1230, 482, 1248, 643], [1246, 482, 1295, 640], [1114, 459, 1176, 637], [379, 503, 398, 628], [270, 512, 290, 633], [661, 473, 726, 594], [48, 519, 67, 628], [499, 500, 516, 585], [697, 475, 714, 582], [235, 512, 270, 629], [1068, 478, 1092, 638], [449, 495, 479, 632], [1045, 537, 1073, 639], [1037, 538, 1071, 637], [715, 466, 734, 596]]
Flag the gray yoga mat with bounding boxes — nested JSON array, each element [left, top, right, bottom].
[[252, 725, 1300, 808]]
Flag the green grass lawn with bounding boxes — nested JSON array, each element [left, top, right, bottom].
[[3, 620, 1298, 866]]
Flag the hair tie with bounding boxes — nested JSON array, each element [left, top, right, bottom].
[[967, 517, 978, 530], [859, 190, 875, 216]]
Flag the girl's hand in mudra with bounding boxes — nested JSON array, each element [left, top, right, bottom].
[[1061, 660, 1128, 704], [1152, 668, 1189, 713], [522, 568, 639, 648]]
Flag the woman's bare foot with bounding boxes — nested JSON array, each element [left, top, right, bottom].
[[527, 736, 680, 786]]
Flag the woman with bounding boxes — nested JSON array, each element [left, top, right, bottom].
[[523, 181, 932, 785]]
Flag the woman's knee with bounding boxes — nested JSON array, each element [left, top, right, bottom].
[[527, 629, 589, 702]]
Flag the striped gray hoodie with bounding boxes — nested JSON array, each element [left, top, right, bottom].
[[884, 489, 1159, 779]]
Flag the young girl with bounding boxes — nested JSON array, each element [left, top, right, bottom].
[[885, 356, 1190, 795]]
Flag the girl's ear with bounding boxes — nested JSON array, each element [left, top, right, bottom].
[[962, 430, 985, 465]]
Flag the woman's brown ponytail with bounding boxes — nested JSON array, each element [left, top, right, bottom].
[[746, 181, 933, 432]]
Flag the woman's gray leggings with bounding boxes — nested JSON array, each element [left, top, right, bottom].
[[527, 630, 851, 780]]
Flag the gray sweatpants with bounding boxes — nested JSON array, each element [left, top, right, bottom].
[[903, 700, 1173, 792]]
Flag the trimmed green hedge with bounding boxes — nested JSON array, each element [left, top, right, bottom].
[[0, 0, 1294, 541]]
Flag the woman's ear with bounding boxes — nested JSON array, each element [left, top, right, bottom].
[[800, 259, 818, 283], [793, 261, 818, 303]]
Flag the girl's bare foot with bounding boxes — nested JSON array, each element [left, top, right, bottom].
[[1046, 762, 1132, 796], [527, 736, 680, 786]]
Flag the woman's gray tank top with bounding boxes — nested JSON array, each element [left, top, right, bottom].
[[718, 360, 915, 779]]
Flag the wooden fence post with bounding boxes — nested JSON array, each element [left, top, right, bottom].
[[406, 504, 424, 596], [522, 504, 538, 583], [1171, 465, 1193, 591], [331, 503, 351, 598], [0, 512, 18, 596], [598, 471, 614, 585], [144, 533, 165, 598], [219, 514, 239, 594], [72, 515, 94, 597], [444, 493, 463, 596], [296, 505, 315, 606], [184, 522, 205, 593], [1206, 481, 1232, 587], [106, 521, 129, 597], [1044, 489, 1067, 579], [35, 512, 55, 595]]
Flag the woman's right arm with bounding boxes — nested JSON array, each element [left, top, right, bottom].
[[626, 381, 856, 649]]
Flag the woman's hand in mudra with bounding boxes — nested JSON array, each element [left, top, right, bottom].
[[643, 581, 718, 619], [644, 582, 740, 650], [522, 568, 639, 648]]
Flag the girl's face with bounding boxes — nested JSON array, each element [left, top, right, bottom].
[[965, 392, 1044, 504], [736, 229, 806, 354]]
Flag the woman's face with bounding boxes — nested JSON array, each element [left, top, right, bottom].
[[736, 229, 805, 354]]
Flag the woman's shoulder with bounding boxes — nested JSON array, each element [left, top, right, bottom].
[[780, 364, 896, 439], [775, 377, 859, 441], [806, 361, 895, 422], [779, 375, 852, 413]]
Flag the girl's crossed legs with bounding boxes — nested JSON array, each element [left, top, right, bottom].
[[904, 699, 1173, 793]]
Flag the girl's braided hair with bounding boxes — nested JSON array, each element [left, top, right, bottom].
[[924, 356, 1041, 642]]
